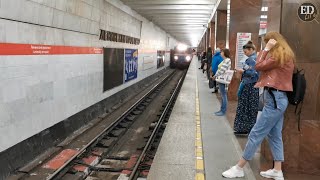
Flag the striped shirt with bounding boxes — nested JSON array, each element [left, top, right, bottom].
[[215, 58, 231, 77]]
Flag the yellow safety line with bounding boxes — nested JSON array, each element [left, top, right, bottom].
[[195, 78, 205, 180]]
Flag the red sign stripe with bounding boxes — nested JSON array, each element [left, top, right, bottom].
[[134, 49, 170, 54], [0, 43, 103, 55]]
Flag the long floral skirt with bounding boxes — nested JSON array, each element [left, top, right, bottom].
[[234, 82, 259, 133]]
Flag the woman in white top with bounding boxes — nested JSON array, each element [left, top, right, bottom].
[[213, 49, 232, 116]]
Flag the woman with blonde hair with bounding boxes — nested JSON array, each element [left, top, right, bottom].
[[222, 31, 295, 180]]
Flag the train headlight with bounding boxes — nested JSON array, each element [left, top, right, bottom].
[[186, 56, 191, 61], [174, 55, 178, 60]]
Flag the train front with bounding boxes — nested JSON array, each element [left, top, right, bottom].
[[170, 44, 192, 69]]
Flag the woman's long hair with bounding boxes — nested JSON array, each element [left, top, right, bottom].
[[264, 31, 295, 66], [222, 49, 230, 58]]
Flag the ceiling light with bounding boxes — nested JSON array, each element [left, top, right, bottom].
[[261, 7, 268, 11], [261, 15, 268, 19]]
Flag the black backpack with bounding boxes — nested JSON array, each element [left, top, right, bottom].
[[287, 69, 306, 105], [286, 69, 306, 131]]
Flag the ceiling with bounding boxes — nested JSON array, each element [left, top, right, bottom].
[[120, 0, 226, 47]]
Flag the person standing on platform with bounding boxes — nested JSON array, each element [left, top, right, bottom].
[[213, 49, 231, 116], [222, 32, 295, 180], [199, 51, 207, 72], [233, 41, 259, 135], [206, 47, 213, 80], [197, 51, 201, 61], [210, 48, 223, 93]]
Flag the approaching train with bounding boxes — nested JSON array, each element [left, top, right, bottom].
[[170, 44, 193, 69]]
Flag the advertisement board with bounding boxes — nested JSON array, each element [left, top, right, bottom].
[[124, 49, 138, 82], [103, 48, 125, 92], [235, 33, 252, 69]]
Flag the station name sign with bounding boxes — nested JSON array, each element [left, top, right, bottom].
[[99, 29, 140, 45]]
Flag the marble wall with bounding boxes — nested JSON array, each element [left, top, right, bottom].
[[216, 10, 227, 50], [261, 0, 320, 175], [206, 28, 211, 49], [262, 117, 320, 175], [198, 31, 207, 53], [210, 21, 216, 49], [265, 0, 281, 32], [227, 0, 263, 101]]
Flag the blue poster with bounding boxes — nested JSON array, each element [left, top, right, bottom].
[[124, 49, 138, 82]]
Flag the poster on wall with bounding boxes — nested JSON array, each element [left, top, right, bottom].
[[157, 50, 165, 69], [142, 56, 154, 71], [103, 48, 124, 92], [124, 49, 138, 82], [235, 32, 252, 69]]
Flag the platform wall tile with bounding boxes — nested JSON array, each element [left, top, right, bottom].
[[52, 9, 65, 29], [75, 1, 93, 19], [55, 0, 67, 11], [0, 0, 177, 153], [38, 5, 54, 27], [0, 0, 22, 20]]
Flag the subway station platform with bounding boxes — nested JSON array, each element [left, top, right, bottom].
[[148, 56, 320, 180], [148, 57, 256, 180], [1, 0, 320, 179]]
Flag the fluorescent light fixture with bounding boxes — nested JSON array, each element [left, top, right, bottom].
[[261, 15, 268, 19], [261, 7, 268, 11]]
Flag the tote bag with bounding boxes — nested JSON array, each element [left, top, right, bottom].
[[215, 70, 234, 84]]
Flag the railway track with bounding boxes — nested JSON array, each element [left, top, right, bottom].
[[127, 71, 185, 180], [9, 69, 186, 180]]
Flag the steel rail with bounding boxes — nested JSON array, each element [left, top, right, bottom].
[[46, 70, 176, 180], [128, 71, 186, 180]]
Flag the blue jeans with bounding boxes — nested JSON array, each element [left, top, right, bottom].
[[243, 90, 288, 161], [218, 83, 227, 113]]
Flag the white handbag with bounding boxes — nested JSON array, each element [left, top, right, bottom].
[[215, 70, 234, 84]]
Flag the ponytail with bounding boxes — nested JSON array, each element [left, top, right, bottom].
[[243, 41, 256, 50]]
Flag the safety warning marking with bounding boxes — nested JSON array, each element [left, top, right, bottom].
[[0, 43, 103, 55], [195, 78, 205, 179], [196, 173, 205, 180]]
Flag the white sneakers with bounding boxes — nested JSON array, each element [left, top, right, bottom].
[[222, 166, 284, 180], [260, 169, 284, 180], [222, 165, 244, 178]]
